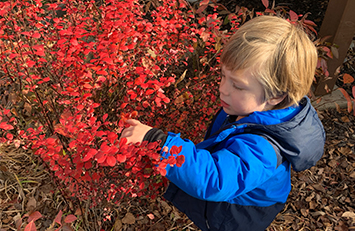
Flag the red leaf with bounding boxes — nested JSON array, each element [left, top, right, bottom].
[[107, 132, 118, 144], [106, 156, 117, 166], [338, 88, 353, 113], [32, 32, 41, 38], [28, 211, 42, 223], [83, 83, 93, 89], [70, 39, 78, 46], [196, 4, 208, 14], [262, 0, 269, 8], [24, 220, 37, 231], [0, 122, 14, 130], [289, 10, 298, 21], [199, 0, 209, 5], [6, 133, 13, 140], [102, 114, 108, 122], [170, 145, 182, 155], [159, 168, 167, 176], [54, 210, 63, 225], [82, 149, 97, 162], [130, 111, 138, 119], [97, 155, 107, 164], [176, 155, 185, 167], [343, 73, 354, 84], [22, 32, 31, 36], [145, 89, 155, 95], [352, 86, 355, 99], [139, 182, 145, 190], [116, 154, 126, 163], [102, 57, 113, 64], [303, 19, 317, 27], [64, 214, 77, 223], [96, 70, 108, 75], [27, 60, 36, 67], [119, 137, 127, 147], [120, 103, 128, 109]]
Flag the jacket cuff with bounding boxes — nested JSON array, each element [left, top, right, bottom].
[[143, 128, 167, 148]]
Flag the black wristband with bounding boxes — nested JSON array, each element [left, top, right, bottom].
[[143, 128, 168, 148]]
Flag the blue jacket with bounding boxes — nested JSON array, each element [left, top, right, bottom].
[[160, 97, 325, 231]]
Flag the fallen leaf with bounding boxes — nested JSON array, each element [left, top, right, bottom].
[[328, 159, 338, 168], [122, 212, 135, 224], [309, 200, 318, 210], [311, 211, 325, 217], [26, 197, 36, 212], [342, 211, 355, 220], [339, 147, 352, 155], [64, 214, 77, 223], [343, 73, 354, 84], [341, 116, 350, 123], [24, 220, 37, 231], [28, 211, 42, 223], [300, 208, 309, 217], [313, 184, 326, 193], [13, 213, 22, 230], [54, 210, 63, 225], [113, 219, 122, 231]]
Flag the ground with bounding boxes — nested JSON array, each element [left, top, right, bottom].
[[2, 0, 355, 230]]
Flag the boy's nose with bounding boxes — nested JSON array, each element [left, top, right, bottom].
[[219, 79, 229, 96]]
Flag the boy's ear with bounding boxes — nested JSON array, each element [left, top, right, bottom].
[[267, 94, 287, 106]]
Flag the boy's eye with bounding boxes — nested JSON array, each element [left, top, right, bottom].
[[233, 84, 243, 90]]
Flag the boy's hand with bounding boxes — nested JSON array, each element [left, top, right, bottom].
[[120, 119, 152, 144]]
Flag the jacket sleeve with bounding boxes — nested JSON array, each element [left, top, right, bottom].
[[161, 132, 279, 202]]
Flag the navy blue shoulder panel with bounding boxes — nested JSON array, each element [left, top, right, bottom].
[[204, 108, 225, 140]]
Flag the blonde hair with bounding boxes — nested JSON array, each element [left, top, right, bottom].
[[220, 15, 317, 109]]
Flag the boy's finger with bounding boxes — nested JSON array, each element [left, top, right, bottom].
[[125, 119, 140, 126]]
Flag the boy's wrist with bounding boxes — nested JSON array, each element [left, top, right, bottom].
[[143, 128, 167, 148]]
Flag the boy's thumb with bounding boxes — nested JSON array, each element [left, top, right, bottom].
[[125, 119, 140, 126]]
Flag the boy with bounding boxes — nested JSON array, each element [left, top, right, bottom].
[[120, 15, 325, 231]]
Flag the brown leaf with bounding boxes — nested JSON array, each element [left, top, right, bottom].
[[301, 208, 309, 217], [339, 147, 352, 155], [313, 184, 326, 193], [342, 211, 355, 220], [159, 200, 172, 215], [62, 223, 74, 231], [113, 219, 122, 231], [335, 220, 349, 231], [341, 116, 350, 123], [306, 192, 315, 202], [309, 200, 318, 210], [122, 212, 135, 224], [311, 211, 325, 217], [26, 197, 37, 212], [13, 213, 22, 230], [328, 159, 338, 168]]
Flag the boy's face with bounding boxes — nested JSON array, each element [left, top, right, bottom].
[[219, 66, 274, 120]]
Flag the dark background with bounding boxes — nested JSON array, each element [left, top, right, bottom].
[[221, 0, 329, 30]]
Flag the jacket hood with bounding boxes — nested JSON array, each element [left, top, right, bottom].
[[243, 97, 325, 171]]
